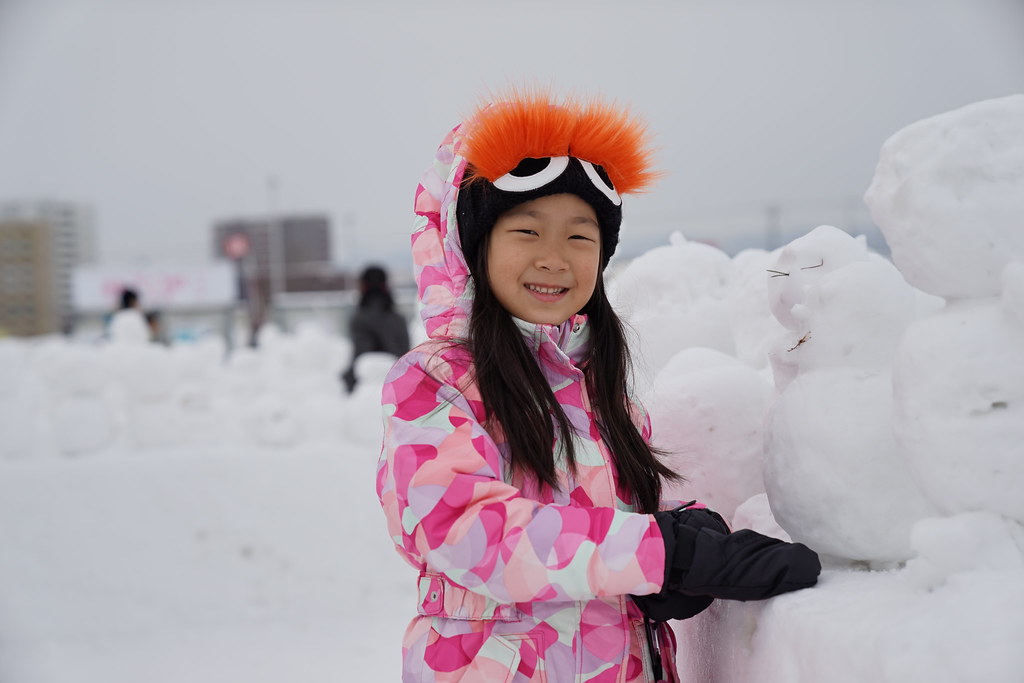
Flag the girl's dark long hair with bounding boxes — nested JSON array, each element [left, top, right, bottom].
[[467, 232, 681, 513]]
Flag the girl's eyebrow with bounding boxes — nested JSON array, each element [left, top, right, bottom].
[[501, 208, 599, 230], [505, 208, 542, 218], [506, 208, 597, 223]]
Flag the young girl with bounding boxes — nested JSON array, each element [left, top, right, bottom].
[[376, 92, 820, 683]]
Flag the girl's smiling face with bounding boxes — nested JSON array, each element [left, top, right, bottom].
[[485, 193, 601, 325]]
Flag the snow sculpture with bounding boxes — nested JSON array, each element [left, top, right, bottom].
[[32, 341, 115, 456], [0, 341, 38, 459], [652, 348, 773, 522], [727, 249, 788, 371], [610, 232, 735, 384], [866, 94, 1024, 524], [864, 94, 1024, 299], [762, 227, 937, 562], [342, 352, 401, 446]]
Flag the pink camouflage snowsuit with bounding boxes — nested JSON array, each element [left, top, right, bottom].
[[376, 123, 681, 682]]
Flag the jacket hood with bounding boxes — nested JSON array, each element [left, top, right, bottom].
[[411, 123, 474, 340], [410, 124, 590, 360]]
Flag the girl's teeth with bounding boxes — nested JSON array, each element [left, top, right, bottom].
[[527, 285, 565, 294]]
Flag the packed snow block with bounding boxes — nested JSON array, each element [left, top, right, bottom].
[[32, 340, 111, 397], [672, 599, 769, 683], [351, 351, 399, 387], [727, 249, 788, 370], [613, 231, 734, 307], [610, 232, 735, 382], [244, 395, 301, 447], [51, 395, 115, 455], [104, 344, 192, 449], [0, 339, 27, 385], [169, 380, 232, 445], [341, 352, 396, 446], [892, 299, 1024, 522], [874, 569, 1024, 683], [287, 323, 348, 377], [1003, 262, 1024, 328], [0, 395, 35, 459], [903, 512, 1024, 589], [864, 94, 1024, 300], [676, 566, 1024, 683], [107, 343, 181, 402], [764, 369, 936, 563], [224, 347, 267, 397], [26, 341, 119, 456], [171, 337, 228, 383], [651, 348, 772, 522], [295, 394, 348, 444], [0, 341, 38, 459], [730, 493, 791, 541]]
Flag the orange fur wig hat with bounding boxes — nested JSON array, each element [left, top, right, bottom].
[[456, 92, 658, 270]]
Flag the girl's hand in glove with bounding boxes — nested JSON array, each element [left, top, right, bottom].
[[632, 502, 821, 622]]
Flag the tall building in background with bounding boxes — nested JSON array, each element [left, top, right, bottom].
[[0, 200, 96, 336]]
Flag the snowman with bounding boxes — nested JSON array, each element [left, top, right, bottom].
[[864, 94, 1024, 529], [761, 224, 939, 564], [763, 94, 1024, 570], [670, 96, 1024, 683]]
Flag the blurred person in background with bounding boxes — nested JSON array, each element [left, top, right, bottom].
[[107, 287, 151, 344], [341, 265, 410, 393], [145, 310, 168, 345]]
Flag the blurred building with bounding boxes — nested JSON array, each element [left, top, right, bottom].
[[212, 214, 348, 296], [212, 214, 350, 345], [0, 200, 96, 336]]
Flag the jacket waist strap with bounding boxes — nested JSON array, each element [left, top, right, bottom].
[[417, 571, 523, 622]]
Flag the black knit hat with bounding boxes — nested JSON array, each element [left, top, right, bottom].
[[456, 157, 623, 271]]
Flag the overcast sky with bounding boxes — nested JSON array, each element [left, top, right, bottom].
[[1, 0, 1022, 270]]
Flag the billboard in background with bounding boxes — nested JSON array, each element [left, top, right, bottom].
[[73, 262, 236, 311]]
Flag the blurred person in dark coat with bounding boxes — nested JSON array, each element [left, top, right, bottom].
[[342, 265, 410, 393]]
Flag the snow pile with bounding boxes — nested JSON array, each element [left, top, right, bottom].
[[0, 323, 377, 460], [0, 324, 411, 682], [2, 95, 1023, 682], [619, 94, 1024, 682]]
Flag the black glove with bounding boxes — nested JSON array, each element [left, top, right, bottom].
[[668, 523, 821, 602], [631, 502, 731, 622]]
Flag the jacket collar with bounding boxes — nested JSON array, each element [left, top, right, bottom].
[[511, 313, 591, 369]]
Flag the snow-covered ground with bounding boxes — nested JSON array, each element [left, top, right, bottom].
[[2, 95, 1023, 682]]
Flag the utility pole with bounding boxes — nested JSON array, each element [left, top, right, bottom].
[[765, 203, 781, 251], [266, 174, 285, 322]]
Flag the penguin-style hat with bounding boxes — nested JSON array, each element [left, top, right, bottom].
[[456, 92, 659, 270]]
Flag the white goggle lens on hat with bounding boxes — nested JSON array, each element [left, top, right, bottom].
[[491, 156, 622, 207], [579, 160, 621, 206]]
